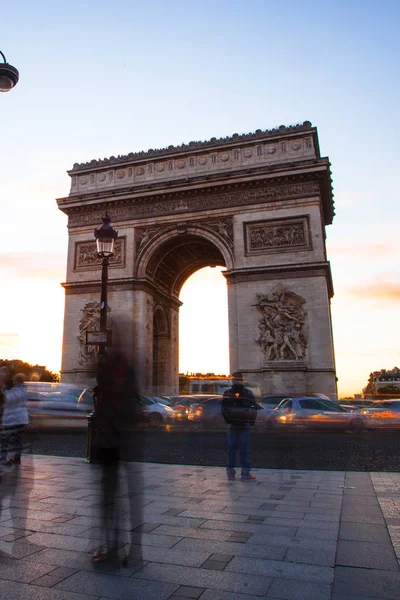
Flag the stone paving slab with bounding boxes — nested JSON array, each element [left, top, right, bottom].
[[1, 456, 400, 599], [55, 569, 179, 599]]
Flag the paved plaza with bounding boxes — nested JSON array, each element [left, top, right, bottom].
[[1, 456, 400, 599]]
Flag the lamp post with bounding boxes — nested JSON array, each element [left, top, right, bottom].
[[0, 51, 19, 92], [94, 213, 118, 354], [86, 214, 118, 463]]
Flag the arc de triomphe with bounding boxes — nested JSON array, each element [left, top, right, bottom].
[[57, 121, 337, 398]]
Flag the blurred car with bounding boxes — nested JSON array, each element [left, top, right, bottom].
[[187, 396, 226, 430], [260, 395, 289, 409], [78, 387, 95, 410], [166, 395, 219, 421], [270, 397, 365, 432], [78, 390, 175, 427], [26, 382, 89, 430], [139, 396, 175, 425], [338, 401, 362, 413], [361, 400, 400, 428], [187, 395, 271, 431], [261, 393, 344, 409]]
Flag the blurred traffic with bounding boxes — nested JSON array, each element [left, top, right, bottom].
[[18, 379, 400, 433]]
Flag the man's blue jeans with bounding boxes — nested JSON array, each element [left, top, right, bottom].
[[227, 424, 251, 477]]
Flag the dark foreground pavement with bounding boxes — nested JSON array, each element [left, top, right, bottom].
[[1, 455, 400, 599]]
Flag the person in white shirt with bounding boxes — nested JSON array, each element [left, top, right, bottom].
[[0, 373, 29, 465]]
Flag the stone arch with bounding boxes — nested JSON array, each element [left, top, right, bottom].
[[134, 226, 231, 393], [59, 123, 337, 399], [136, 223, 234, 298]]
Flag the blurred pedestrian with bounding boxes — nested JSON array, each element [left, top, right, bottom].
[[221, 371, 258, 481], [0, 372, 29, 466], [91, 315, 144, 566]]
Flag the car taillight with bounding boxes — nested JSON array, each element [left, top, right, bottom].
[[176, 405, 185, 410], [196, 406, 203, 413]]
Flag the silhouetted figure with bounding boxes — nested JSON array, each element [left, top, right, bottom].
[[91, 317, 144, 566], [222, 372, 258, 481], [0, 368, 36, 559]]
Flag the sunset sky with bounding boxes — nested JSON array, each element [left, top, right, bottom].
[[1, 1, 399, 397]]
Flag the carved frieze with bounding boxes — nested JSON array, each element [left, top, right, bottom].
[[74, 237, 126, 271], [135, 217, 234, 258], [245, 217, 310, 255], [77, 301, 112, 365], [254, 284, 308, 362], [68, 181, 319, 228]]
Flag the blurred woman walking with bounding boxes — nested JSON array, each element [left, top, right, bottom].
[[0, 372, 29, 465]]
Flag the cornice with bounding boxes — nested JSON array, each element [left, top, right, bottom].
[[59, 158, 329, 206], [63, 178, 324, 230], [70, 121, 315, 173], [61, 277, 182, 308], [223, 261, 334, 298], [59, 168, 334, 228]]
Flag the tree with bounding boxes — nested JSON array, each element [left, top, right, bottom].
[[179, 374, 189, 394], [0, 359, 59, 383]]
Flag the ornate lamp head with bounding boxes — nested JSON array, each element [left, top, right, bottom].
[[94, 214, 118, 258], [0, 51, 19, 92]]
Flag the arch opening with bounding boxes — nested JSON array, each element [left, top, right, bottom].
[[179, 266, 229, 378], [147, 234, 229, 394], [145, 233, 226, 297]]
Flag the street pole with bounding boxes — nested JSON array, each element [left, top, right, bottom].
[[86, 215, 118, 463], [98, 255, 110, 357]]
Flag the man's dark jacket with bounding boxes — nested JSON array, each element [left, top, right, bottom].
[[221, 383, 258, 426]]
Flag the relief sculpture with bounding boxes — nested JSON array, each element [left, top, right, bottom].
[[135, 217, 234, 255], [75, 238, 125, 270], [136, 226, 165, 253], [77, 301, 111, 365], [254, 284, 307, 361], [249, 221, 305, 250], [68, 181, 320, 228], [204, 218, 234, 249]]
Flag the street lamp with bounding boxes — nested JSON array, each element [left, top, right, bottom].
[[86, 214, 118, 463], [94, 213, 118, 354], [0, 51, 19, 92]]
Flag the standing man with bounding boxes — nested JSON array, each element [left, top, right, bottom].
[[221, 372, 257, 481]]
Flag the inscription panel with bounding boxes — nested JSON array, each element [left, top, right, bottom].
[[74, 237, 126, 271], [244, 217, 311, 256]]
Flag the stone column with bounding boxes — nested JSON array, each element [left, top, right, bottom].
[[169, 306, 180, 394], [133, 289, 153, 395]]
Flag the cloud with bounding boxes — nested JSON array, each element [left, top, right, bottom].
[[0, 252, 65, 280], [346, 280, 400, 302], [328, 241, 397, 259]]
